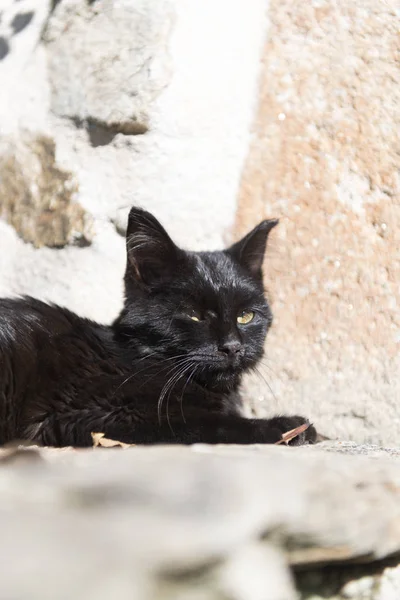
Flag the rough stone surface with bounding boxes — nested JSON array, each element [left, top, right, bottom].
[[236, 0, 400, 446], [0, 0, 268, 321], [307, 441, 400, 460], [0, 135, 92, 247], [44, 0, 173, 134], [0, 0, 51, 96], [0, 442, 399, 599]]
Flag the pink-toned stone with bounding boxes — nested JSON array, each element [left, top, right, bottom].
[[236, 0, 400, 444]]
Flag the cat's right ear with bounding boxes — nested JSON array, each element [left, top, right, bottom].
[[227, 218, 279, 280], [125, 207, 183, 288]]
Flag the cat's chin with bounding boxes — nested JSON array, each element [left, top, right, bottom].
[[193, 367, 243, 392], [188, 354, 262, 391]]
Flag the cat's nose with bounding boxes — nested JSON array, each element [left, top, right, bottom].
[[218, 339, 241, 356]]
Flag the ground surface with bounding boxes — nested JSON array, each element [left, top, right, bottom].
[[1, 440, 399, 600]]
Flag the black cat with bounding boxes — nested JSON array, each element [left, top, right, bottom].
[[0, 207, 316, 447]]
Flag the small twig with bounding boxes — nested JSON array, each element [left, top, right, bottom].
[[275, 423, 310, 445]]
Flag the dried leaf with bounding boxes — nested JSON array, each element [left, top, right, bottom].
[[275, 423, 310, 445], [91, 432, 134, 449]]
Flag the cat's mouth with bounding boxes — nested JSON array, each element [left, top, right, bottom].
[[191, 360, 244, 391], [188, 352, 247, 374]]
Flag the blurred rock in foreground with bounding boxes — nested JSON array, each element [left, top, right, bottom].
[[0, 442, 399, 599]]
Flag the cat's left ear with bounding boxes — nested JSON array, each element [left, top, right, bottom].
[[227, 219, 279, 279], [125, 207, 184, 288]]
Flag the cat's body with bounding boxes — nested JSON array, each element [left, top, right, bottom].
[[0, 207, 316, 447]]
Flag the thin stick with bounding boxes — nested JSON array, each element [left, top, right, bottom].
[[275, 423, 310, 445]]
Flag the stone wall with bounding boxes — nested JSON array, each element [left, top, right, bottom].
[[0, 0, 267, 321], [236, 0, 400, 445]]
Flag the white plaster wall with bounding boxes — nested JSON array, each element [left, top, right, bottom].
[[128, 0, 270, 249], [53, 0, 269, 249], [0, 0, 268, 321]]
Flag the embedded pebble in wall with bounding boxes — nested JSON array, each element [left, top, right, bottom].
[[0, 36, 9, 59], [11, 11, 34, 34], [0, 0, 38, 60]]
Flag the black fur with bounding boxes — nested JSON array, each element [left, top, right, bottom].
[[0, 207, 316, 447]]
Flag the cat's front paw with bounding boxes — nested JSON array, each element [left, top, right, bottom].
[[267, 415, 317, 446]]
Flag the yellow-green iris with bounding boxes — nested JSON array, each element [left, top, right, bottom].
[[237, 311, 254, 325]]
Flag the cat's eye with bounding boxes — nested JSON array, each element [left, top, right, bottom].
[[188, 309, 202, 322], [237, 310, 255, 325]]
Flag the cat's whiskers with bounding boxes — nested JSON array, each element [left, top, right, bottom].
[[111, 355, 157, 397], [164, 362, 196, 433], [178, 363, 199, 424], [111, 350, 164, 396], [133, 355, 193, 394], [157, 359, 197, 427], [157, 359, 194, 422], [253, 366, 277, 403], [112, 353, 190, 397], [257, 356, 282, 383]]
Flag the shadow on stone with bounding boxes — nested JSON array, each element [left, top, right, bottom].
[[87, 121, 117, 147], [295, 553, 400, 599], [86, 118, 148, 147]]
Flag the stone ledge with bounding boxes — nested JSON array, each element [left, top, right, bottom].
[[0, 441, 399, 599]]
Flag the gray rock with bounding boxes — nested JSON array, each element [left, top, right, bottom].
[[0, 443, 400, 599], [44, 0, 174, 133]]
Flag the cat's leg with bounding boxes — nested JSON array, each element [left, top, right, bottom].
[[126, 415, 317, 446], [31, 412, 316, 447]]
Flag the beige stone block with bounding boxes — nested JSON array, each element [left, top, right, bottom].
[[236, 0, 400, 445]]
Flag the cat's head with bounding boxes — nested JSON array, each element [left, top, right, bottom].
[[117, 207, 278, 390]]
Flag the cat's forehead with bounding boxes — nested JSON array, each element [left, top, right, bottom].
[[194, 252, 238, 287], [188, 252, 260, 303]]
